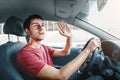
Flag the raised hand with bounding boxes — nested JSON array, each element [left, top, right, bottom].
[[57, 20, 72, 38]]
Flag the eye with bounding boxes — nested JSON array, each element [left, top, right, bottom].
[[33, 24, 39, 27]]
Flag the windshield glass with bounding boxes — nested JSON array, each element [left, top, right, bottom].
[[82, 0, 120, 39], [41, 21, 98, 47]]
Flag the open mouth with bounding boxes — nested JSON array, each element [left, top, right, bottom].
[[39, 32, 45, 35]]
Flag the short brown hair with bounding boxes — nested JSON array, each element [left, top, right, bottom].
[[23, 14, 43, 30]]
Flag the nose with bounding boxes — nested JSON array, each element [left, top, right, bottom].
[[38, 25, 44, 30]]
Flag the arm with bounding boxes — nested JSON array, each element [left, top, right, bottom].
[[53, 20, 72, 57], [36, 39, 101, 80]]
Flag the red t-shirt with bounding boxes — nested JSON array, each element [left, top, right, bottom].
[[17, 44, 55, 77]]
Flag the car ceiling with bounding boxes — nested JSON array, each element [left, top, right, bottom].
[[0, 0, 95, 24]]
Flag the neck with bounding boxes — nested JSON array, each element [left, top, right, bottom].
[[28, 39, 42, 48]]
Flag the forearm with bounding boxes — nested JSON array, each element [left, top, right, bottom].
[[36, 39, 100, 80], [62, 36, 72, 55], [59, 49, 90, 79], [36, 49, 91, 80]]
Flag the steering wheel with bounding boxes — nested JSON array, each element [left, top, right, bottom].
[[78, 38, 102, 73]]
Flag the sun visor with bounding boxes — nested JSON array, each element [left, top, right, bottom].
[[55, 0, 87, 19]]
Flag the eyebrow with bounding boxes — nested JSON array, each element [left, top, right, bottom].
[[31, 22, 44, 27], [31, 23, 39, 25]]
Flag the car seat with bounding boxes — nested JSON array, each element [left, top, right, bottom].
[[0, 16, 29, 80]]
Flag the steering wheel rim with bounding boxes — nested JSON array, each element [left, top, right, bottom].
[[79, 38, 101, 73], [86, 48, 99, 70]]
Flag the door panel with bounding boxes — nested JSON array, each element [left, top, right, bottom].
[[52, 47, 82, 68]]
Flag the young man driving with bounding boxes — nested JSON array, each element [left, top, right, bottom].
[[17, 14, 101, 80]]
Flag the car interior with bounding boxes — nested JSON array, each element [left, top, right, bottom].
[[0, 0, 120, 80], [0, 16, 28, 80]]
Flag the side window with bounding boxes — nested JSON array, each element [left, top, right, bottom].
[[0, 23, 27, 45], [42, 21, 98, 48]]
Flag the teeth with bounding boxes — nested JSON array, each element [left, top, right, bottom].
[[39, 33, 44, 35]]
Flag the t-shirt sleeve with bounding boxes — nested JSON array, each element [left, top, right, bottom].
[[46, 46, 55, 56], [17, 50, 46, 77]]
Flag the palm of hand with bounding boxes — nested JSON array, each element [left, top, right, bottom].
[[57, 20, 72, 38]]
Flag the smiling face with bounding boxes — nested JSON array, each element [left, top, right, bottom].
[[25, 18, 46, 42]]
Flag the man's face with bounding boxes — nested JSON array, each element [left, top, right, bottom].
[[26, 18, 46, 41]]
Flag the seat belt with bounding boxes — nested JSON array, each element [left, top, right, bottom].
[[41, 44, 49, 64]]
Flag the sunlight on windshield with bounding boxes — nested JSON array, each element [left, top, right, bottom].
[[86, 0, 120, 39], [41, 21, 97, 47]]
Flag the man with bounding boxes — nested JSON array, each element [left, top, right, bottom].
[[17, 14, 101, 80]]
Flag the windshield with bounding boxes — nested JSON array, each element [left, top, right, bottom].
[[82, 0, 120, 39]]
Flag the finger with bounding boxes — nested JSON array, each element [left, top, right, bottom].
[[95, 39, 101, 48], [57, 21, 64, 33], [98, 42, 101, 48], [91, 39, 100, 47], [96, 38, 101, 43], [61, 20, 67, 28], [58, 28, 63, 35], [59, 20, 64, 28], [57, 25, 64, 34], [58, 26, 64, 34]]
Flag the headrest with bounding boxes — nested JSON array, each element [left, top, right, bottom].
[[3, 16, 26, 36]]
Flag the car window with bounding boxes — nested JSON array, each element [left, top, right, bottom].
[[42, 21, 98, 47], [0, 23, 27, 45], [80, 0, 120, 39], [0, 21, 98, 47]]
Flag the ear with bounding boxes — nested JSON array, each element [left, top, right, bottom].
[[25, 28, 30, 36]]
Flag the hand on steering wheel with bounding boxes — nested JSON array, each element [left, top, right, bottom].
[[83, 38, 101, 53], [79, 38, 102, 73]]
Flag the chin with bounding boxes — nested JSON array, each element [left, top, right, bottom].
[[39, 38, 45, 41]]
